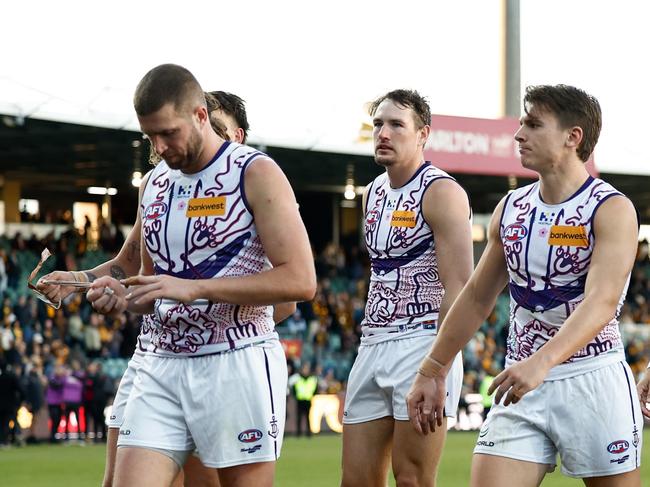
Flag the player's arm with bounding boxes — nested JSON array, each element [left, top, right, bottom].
[[637, 366, 650, 419], [123, 157, 317, 306], [407, 196, 509, 434], [83, 221, 142, 281], [36, 172, 149, 303], [489, 195, 638, 406], [422, 178, 473, 327], [86, 172, 155, 317], [274, 302, 297, 324]]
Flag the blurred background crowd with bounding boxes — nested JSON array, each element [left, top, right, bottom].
[[1, 225, 649, 446]]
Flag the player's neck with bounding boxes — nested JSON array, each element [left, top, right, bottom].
[[386, 158, 425, 189], [183, 130, 225, 174], [538, 160, 590, 205]]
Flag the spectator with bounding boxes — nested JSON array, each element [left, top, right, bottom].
[[46, 364, 66, 442], [83, 361, 111, 442], [286, 309, 307, 338], [293, 362, 318, 438], [0, 361, 24, 446], [0, 249, 7, 302], [22, 357, 47, 443]]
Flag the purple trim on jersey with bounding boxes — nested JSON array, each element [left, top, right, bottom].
[[393, 161, 430, 189], [619, 361, 641, 468], [509, 277, 586, 312], [200, 141, 232, 173], [141, 169, 155, 195], [154, 232, 251, 279], [370, 237, 433, 275], [588, 191, 622, 228], [499, 192, 515, 231], [538, 176, 594, 205], [364, 179, 376, 215], [421, 174, 455, 200], [239, 152, 266, 215]]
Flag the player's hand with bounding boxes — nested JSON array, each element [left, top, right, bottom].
[[637, 368, 650, 419], [122, 274, 197, 305], [406, 372, 447, 435], [87, 276, 128, 318], [36, 271, 78, 301], [489, 355, 550, 406]]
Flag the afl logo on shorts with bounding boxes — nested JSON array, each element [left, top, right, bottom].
[[503, 223, 527, 242], [238, 429, 263, 443], [144, 201, 168, 220], [607, 440, 629, 454]]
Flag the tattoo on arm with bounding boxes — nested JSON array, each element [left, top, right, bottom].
[[126, 240, 141, 263], [110, 265, 127, 280], [84, 272, 98, 282]]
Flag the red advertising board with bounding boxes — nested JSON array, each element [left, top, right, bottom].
[[425, 114, 597, 177], [280, 338, 303, 359]]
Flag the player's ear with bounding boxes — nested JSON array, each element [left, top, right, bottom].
[[234, 128, 245, 144], [419, 124, 430, 148], [195, 105, 209, 127], [566, 126, 583, 151]]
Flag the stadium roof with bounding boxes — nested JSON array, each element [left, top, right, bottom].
[[3, 0, 650, 177]]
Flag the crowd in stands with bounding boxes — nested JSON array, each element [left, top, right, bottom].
[[1, 225, 650, 446]]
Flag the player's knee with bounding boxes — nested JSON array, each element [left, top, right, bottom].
[[395, 477, 433, 487], [341, 471, 383, 487], [394, 467, 434, 487]]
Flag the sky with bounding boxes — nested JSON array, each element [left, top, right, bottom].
[[1, 0, 648, 174]]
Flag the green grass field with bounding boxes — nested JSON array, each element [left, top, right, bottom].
[[1, 431, 649, 486]]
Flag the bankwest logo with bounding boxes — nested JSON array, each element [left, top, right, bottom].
[[390, 211, 416, 228], [186, 196, 226, 218], [547, 225, 588, 247]]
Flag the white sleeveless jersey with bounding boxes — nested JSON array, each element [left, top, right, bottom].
[[140, 141, 276, 357], [500, 176, 629, 379], [362, 163, 453, 344]]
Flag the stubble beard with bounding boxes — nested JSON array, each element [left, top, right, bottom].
[[185, 126, 203, 168], [374, 154, 395, 167], [168, 126, 203, 171]]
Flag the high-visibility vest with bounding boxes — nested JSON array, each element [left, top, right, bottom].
[[295, 376, 318, 401], [479, 375, 495, 408]]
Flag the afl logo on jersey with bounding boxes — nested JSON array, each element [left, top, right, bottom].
[[144, 201, 168, 220], [366, 210, 380, 225], [503, 223, 527, 242]]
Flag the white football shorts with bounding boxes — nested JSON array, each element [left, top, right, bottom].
[[117, 339, 287, 468], [474, 360, 642, 478], [343, 334, 463, 423]]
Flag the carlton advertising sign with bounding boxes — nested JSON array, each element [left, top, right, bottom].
[[425, 114, 597, 178]]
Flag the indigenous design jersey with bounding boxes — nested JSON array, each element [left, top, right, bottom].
[[501, 176, 628, 379], [362, 163, 452, 344], [134, 314, 156, 356], [140, 141, 275, 357]]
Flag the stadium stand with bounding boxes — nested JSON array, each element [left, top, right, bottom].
[[0, 226, 649, 444]]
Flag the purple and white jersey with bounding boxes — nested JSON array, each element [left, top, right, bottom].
[[501, 176, 629, 379], [361, 163, 452, 344], [134, 314, 156, 356], [140, 141, 276, 357]]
